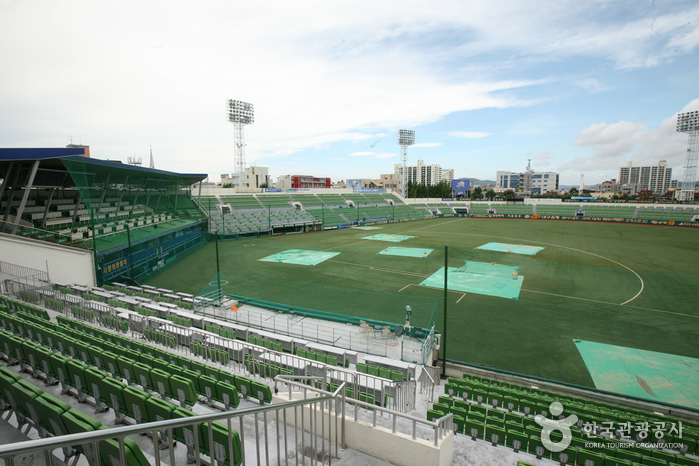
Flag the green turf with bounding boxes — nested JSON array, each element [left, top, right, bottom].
[[144, 217, 699, 397], [574, 339, 699, 409], [377, 247, 434, 258]]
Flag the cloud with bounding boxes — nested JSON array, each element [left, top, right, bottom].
[[413, 142, 443, 148], [532, 150, 552, 167], [560, 99, 699, 172], [374, 153, 396, 159], [348, 151, 374, 157], [448, 131, 492, 139]]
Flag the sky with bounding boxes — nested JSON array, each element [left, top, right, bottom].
[[1, 1, 698, 187]]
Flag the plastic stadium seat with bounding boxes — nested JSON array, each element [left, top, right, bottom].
[[200, 421, 243, 466], [61, 408, 102, 461], [122, 386, 151, 423], [182, 369, 201, 392], [66, 359, 89, 401], [506, 430, 528, 451], [170, 374, 198, 408], [145, 397, 177, 445], [150, 368, 172, 398], [215, 381, 240, 410], [131, 361, 153, 391], [219, 371, 237, 386], [465, 419, 484, 439], [198, 375, 218, 405], [234, 376, 253, 398], [485, 424, 506, 445], [33, 393, 71, 438], [99, 436, 151, 466], [100, 377, 128, 423], [83, 368, 108, 411]]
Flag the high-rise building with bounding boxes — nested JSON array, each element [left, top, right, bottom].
[[496, 170, 559, 194], [394, 160, 453, 186], [618, 161, 673, 194]]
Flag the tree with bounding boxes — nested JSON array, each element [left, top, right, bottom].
[[569, 187, 579, 196], [472, 186, 484, 200], [486, 189, 496, 200], [503, 189, 516, 199], [260, 183, 269, 188]]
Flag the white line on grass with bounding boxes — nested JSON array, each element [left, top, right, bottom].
[[327, 260, 430, 278], [431, 224, 646, 306], [522, 289, 699, 319]]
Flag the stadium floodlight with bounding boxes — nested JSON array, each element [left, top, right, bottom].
[[227, 99, 255, 190], [676, 111, 699, 202], [397, 129, 415, 198]]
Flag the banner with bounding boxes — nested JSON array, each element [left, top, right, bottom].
[[451, 179, 470, 195], [347, 179, 362, 189], [264, 188, 282, 193], [357, 188, 386, 193], [469, 213, 699, 227]]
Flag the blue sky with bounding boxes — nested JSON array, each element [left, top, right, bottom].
[[1, 1, 698, 186]]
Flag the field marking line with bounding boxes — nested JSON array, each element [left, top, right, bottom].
[[321, 239, 367, 251], [521, 289, 699, 319], [456, 293, 467, 303], [397, 284, 412, 293], [327, 260, 430, 278], [434, 230, 645, 306], [405, 218, 463, 233]]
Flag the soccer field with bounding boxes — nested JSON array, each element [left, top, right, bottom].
[[144, 217, 699, 388]]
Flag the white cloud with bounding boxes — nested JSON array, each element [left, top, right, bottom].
[[413, 142, 442, 148], [348, 151, 374, 157], [560, 99, 699, 172], [374, 153, 396, 159], [448, 131, 492, 139], [532, 150, 552, 167]]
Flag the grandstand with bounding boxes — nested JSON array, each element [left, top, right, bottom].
[[0, 148, 208, 285]]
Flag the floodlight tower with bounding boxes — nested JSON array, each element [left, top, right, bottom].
[[227, 99, 255, 189], [397, 129, 415, 198], [677, 111, 699, 202]]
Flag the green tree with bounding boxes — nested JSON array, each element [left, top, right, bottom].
[[472, 186, 484, 200], [260, 183, 269, 188], [486, 189, 496, 200], [569, 187, 579, 196], [503, 189, 516, 199]]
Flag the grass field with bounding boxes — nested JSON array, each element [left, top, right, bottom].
[[144, 217, 699, 389]]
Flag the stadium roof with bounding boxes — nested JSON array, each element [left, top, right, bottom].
[[0, 148, 207, 189]]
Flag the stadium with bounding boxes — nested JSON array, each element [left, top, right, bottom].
[[0, 147, 698, 466]]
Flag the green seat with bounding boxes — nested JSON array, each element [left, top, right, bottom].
[[465, 419, 484, 439], [145, 397, 177, 446], [390, 370, 404, 382], [204, 366, 220, 380], [216, 381, 240, 409], [116, 356, 136, 383], [86, 346, 106, 370], [485, 424, 506, 445], [506, 430, 528, 451], [12, 379, 42, 430], [83, 368, 109, 411], [150, 368, 172, 398], [74, 340, 91, 364], [182, 368, 201, 392], [453, 415, 465, 434], [367, 365, 379, 376], [131, 361, 153, 391], [219, 371, 237, 386], [527, 435, 551, 459], [100, 377, 128, 423], [33, 345, 55, 382], [48, 352, 70, 390], [577, 448, 604, 466], [170, 374, 198, 408], [99, 437, 151, 466], [251, 381, 273, 404], [61, 408, 102, 460], [234, 375, 253, 398], [122, 386, 151, 423], [201, 421, 243, 466], [100, 351, 120, 377], [199, 375, 218, 405], [66, 359, 89, 401], [34, 394, 71, 437]]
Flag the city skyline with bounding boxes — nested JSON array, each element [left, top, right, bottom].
[[1, 1, 698, 186]]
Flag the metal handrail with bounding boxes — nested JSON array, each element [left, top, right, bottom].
[[276, 375, 453, 447], [0, 395, 333, 460]]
